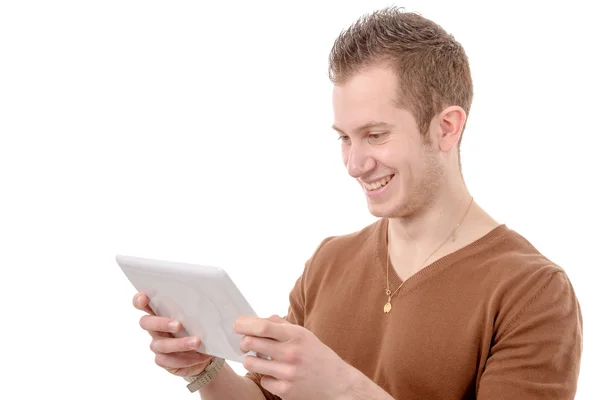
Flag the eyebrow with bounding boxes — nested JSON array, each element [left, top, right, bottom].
[[331, 121, 394, 134]]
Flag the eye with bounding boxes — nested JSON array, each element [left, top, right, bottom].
[[368, 132, 388, 142], [338, 135, 350, 143]]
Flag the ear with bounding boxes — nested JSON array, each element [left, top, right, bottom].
[[434, 106, 467, 153]]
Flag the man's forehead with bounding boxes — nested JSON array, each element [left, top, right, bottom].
[[332, 77, 402, 119]]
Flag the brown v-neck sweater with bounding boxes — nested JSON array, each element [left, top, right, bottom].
[[246, 219, 582, 399]]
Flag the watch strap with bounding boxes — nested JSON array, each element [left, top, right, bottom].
[[183, 357, 225, 393]]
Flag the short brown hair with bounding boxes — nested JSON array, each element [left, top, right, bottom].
[[328, 6, 473, 147]]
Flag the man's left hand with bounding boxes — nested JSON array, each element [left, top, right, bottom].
[[234, 315, 359, 400]]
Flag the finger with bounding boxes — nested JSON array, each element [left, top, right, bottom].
[[144, 325, 172, 340], [151, 336, 201, 354], [266, 315, 289, 324], [233, 317, 289, 342], [260, 375, 288, 398], [139, 315, 182, 334], [243, 355, 291, 381], [239, 335, 284, 360], [148, 330, 171, 339], [133, 293, 155, 315], [155, 351, 213, 369]]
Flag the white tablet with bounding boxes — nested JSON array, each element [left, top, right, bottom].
[[116, 254, 258, 363]]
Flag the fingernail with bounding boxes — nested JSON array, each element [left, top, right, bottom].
[[168, 321, 179, 331], [188, 337, 198, 348]]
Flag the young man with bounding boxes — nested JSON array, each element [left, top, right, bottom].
[[133, 7, 582, 399]]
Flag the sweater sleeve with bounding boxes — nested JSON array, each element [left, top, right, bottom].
[[477, 270, 583, 399]]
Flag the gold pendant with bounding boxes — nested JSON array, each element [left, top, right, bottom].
[[384, 290, 392, 313]]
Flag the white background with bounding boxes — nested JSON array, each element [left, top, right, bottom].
[[1, 1, 598, 399]]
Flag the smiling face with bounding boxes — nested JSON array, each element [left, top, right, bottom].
[[332, 65, 446, 218]]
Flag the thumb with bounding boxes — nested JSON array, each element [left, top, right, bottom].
[[267, 314, 289, 324]]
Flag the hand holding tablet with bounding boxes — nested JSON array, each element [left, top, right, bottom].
[[133, 292, 215, 377], [117, 255, 259, 365], [118, 254, 362, 399]]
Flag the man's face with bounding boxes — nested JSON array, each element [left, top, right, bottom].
[[332, 65, 444, 218]]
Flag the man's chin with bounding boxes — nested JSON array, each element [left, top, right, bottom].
[[366, 199, 394, 218]]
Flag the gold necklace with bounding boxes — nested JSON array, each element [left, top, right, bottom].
[[384, 197, 474, 313]]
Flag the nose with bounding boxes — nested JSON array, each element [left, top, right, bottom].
[[345, 142, 376, 179]]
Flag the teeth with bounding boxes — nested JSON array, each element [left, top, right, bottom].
[[364, 175, 393, 191]]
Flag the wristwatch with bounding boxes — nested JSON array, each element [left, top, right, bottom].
[[183, 357, 225, 393]]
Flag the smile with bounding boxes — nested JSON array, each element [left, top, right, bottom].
[[363, 174, 394, 191]]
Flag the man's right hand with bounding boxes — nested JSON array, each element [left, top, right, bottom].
[[133, 292, 214, 377]]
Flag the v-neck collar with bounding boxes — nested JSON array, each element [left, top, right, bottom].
[[374, 218, 510, 299]]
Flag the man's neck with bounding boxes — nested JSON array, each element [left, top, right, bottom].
[[387, 182, 499, 277], [388, 185, 472, 244]]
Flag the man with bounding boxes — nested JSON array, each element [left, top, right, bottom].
[[132, 7, 582, 399]]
